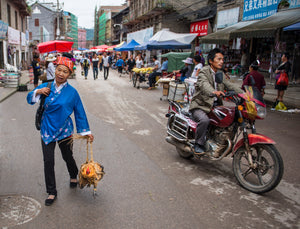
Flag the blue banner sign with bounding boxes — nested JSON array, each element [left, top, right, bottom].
[[289, 0, 300, 8], [0, 20, 8, 40], [243, 0, 279, 20]]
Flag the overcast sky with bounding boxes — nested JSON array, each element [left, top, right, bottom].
[[61, 0, 126, 29]]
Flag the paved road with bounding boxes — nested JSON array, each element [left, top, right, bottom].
[[0, 68, 299, 229]]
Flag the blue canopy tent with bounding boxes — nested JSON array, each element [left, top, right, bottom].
[[283, 21, 300, 31], [116, 39, 140, 51], [134, 40, 191, 51], [113, 42, 127, 51]]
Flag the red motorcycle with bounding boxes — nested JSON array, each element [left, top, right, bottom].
[[166, 85, 284, 194]]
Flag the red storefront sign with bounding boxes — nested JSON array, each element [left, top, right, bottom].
[[190, 20, 208, 37]]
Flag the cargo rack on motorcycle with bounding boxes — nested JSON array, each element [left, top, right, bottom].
[[167, 80, 189, 102]]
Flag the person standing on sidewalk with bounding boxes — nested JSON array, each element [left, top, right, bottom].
[[273, 53, 291, 107], [32, 54, 41, 88], [27, 56, 94, 206], [92, 53, 99, 80], [45, 54, 56, 82], [102, 52, 110, 80]]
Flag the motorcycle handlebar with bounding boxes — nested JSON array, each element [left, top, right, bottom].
[[209, 91, 237, 98]]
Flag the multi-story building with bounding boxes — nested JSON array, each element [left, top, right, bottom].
[[0, 0, 30, 69], [94, 5, 126, 46], [85, 28, 94, 49], [124, 0, 213, 45], [28, 2, 63, 43], [64, 11, 78, 49], [78, 28, 86, 49]]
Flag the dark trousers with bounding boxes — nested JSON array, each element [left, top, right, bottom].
[[191, 109, 210, 146], [84, 67, 89, 78], [99, 63, 103, 71], [93, 67, 98, 79], [104, 66, 109, 80], [149, 72, 161, 87], [41, 137, 78, 195]]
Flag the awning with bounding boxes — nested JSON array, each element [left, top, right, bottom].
[[200, 21, 257, 44], [231, 8, 300, 39], [283, 21, 300, 31]]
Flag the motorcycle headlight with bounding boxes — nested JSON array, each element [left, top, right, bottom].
[[256, 104, 267, 119]]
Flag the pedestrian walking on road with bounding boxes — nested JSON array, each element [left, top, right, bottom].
[[102, 52, 110, 80], [27, 56, 94, 206], [92, 53, 99, 80], [127, 55, 136, 81], [98, 53, 103, 72], [81, 55, 90, 80], [115, 55, 125, 77], [273, 53, 291, 108]]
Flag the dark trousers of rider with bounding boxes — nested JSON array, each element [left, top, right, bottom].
[[41, 137, 78, 196], [104, 66, 109, 80], [148, 72, 161, 87], [191, 108, 210, 146]]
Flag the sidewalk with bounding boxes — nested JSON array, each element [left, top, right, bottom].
[[0, 70, 31, 103], [229, 74, 300, 109], [1, 70, 300, 109]]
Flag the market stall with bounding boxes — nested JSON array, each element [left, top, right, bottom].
[[37, 40, 74, 53]]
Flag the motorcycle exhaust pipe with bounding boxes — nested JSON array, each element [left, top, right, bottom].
[[165, 136, 192, 153]]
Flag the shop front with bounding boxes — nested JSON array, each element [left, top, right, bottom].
[[231, 8, 300, 77], [0, 20, 9, 69]]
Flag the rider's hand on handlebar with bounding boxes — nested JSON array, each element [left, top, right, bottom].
[[213, 91, 225, 97]]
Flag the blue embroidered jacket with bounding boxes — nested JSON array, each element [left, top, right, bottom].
[[27, 82, 90, 145]]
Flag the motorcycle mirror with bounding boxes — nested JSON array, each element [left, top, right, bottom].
[[215, 72, 223, 84]]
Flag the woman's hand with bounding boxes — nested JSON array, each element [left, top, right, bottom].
[[87, 134, 94, 142], [36, 87, 51, 96]]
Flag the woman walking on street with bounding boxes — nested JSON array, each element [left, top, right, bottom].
[[27, 55, 94, 206], [273, 53, 291, 107]]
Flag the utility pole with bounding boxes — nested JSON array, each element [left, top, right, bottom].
[[56, 0, 60, 39]]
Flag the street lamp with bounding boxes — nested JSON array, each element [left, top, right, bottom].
[[113, 24, 123, 43]]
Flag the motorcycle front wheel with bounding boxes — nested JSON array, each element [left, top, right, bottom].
[[176, 147, 193, 159], [232, 144, 284, 194]]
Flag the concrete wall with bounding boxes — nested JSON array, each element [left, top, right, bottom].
[[28, 3, 56, 42]]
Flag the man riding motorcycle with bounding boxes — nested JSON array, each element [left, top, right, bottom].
[[189, 48, 244, 154]]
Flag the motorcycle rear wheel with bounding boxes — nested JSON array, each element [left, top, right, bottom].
[[176, 147, 193, 159], [232, 144, 284, 194]]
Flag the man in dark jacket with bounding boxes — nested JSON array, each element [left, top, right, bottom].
[[189, 48, 243, 154]]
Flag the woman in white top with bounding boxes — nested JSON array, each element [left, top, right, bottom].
[[185, 55, 204, 103], [45, 54, 56, 81], [135, 54, 143, 68]]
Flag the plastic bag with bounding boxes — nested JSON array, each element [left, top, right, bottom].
[[276, 72, 289, 86], [275, 101, 287, 111]]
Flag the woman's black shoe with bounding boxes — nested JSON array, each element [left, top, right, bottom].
[[45, 194, 57, 206], [70, 181, 78, 188]]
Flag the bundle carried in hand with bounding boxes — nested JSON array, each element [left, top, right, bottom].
[[74, 135, 105, 196]]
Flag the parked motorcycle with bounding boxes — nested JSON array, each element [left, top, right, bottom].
[[165, 82, 284, 194]]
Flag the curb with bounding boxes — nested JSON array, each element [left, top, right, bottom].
[[0, 88, 18, 103]]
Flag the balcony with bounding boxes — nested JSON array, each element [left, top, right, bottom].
[[124, 1, 173, 25]]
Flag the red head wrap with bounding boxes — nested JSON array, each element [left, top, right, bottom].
[[56, 56, 74, 72]]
